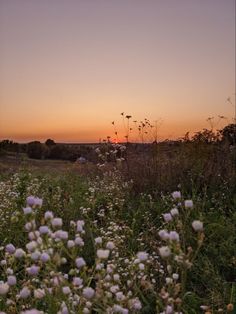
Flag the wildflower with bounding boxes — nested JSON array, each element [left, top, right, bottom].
[[77, 220, 85, 232], [67, 240, 75, 248], [113, 274, 120, 281], [185, 200, 193, 208], [6, 268, 13, 275], [76, 257, 86, 268], [25, 221, 36, 231], [14, 248, 25, 258], [28, 231, 40, 240], [97, 249, 110, 259], [95, 237, 102, 244], [26, 196, 35, 207], [41, 252, 50, 262], [23, 207, 32, 215], [192, 220, 203, 232], [21, 310, 43, 314], [54, 230, 68, 240], [163, 213, 172, 223], [82, 287, 95, 299], [172, 191, 181, 199], [0, 282, 9, 295], [158, 230, 170, 240], [139, 263, 145, 270], [39, 226, 50, 234], [73, 277, 83, 286], [106, 241, 115, 250], [169, 231, 180, 242], [116, 291, 125, 301], [26, 265, 40, 276], [19, 287, 31, 298], [61, 257, 67, 264], [34, 288, 45, 299], [34, 197, 43, 207], [172, 273, 179, 280], [165, 305, 173, 314], [166, 277, 173, 284], [170, 207, 179, 216], [74, 236, 83, 246], [0, 260, 6, 266], [129, 298, 142, 310], [7, 276, 16, 286], [26, 241, 38, 252], [62, 286, 71, 295], [44, 211, 54, 220], [110, 285, 119, 293], [31, 251, 41, 261], [113, 305, 128, 313], [5, 243, 15, 254], [52, 218, 63, 228], [159, 246, 171, 258], [137, 251, 148, 261]]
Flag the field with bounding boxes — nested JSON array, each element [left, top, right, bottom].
[[0, 141, 235, 314]]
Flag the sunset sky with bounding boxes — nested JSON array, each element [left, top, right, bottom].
[[0, 0, 235, 143]]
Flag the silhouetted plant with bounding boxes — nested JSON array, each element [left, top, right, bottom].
[[220, 123, 236, 145]]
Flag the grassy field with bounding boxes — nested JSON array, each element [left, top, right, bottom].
[[0, 142, 235, 314]]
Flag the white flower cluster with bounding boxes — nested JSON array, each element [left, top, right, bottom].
[[0, 196, 147, 313]]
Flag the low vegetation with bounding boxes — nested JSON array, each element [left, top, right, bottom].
[[0, 125, 235, 313]]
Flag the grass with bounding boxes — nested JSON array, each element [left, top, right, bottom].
[[0, 141, 235, 313]]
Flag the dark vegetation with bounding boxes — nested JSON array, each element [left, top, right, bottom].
[[0, 123, 235, 161], [0, 123, 235, 313]]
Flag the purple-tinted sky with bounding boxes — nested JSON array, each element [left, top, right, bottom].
[[0, 0, 235, 142]]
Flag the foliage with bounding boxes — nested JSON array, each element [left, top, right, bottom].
[[0, 135, 235, 313], [220, 123, 236, 145]]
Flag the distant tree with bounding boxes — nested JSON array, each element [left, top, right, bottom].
[[0, 140, 19, 153], [220, 123, 236, 145], [45, 139, 56, 146], [27, 141, 44, 159]]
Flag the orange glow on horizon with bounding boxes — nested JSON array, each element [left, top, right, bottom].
[[0, 1, 235, 142], [0, 117, 230, 143]]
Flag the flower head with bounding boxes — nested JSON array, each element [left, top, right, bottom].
[[172, 191, 181, 199], [185, 200, 193, 208], [0, 283, 9, 295], [82, 287, 95, 299], [97, 249, 110, 259], [163, 213, 172, 223], [5, 244, 15, 254], [76, 257, 86, 268], [52, 218, 63, 228], [137, 251, 148, 261], [192, 220, 203, 232], [159, 246, 171, 258]]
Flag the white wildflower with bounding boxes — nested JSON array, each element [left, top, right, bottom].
[[192, 220, 203, 232], [159, 246, 171, 258]]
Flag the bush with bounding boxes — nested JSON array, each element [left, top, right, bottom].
[[27, 141, 44, 159]]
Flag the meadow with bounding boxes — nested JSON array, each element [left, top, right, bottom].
[[0, 136, 235, 314]]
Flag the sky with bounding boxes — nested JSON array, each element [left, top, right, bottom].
[[0, 0, 235, 143]]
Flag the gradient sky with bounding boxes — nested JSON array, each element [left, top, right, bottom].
[[0, 0, 235, 142]]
